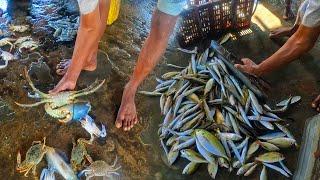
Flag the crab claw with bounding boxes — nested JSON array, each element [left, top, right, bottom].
[[100, 124, 107, 138], [16, 151, 21, 166], [40, 167, 55, 180]]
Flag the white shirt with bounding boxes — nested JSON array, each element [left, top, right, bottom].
[[77, 0, 99, 15], [299, 0, 320, 27]]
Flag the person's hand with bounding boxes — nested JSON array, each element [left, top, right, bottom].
[[312, 95, 320, 112], [235, 58, 260, 76]]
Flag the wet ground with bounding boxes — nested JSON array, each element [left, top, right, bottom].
[[0, 0, 319, 179]]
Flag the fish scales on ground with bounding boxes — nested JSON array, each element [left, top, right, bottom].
[[140, 43, 300, 179]]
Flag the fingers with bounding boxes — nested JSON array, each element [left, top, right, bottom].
[[48, 87, 60, 94], [312, 95, 320, 112], [241, 58, 255, 65], [234, 63, 245, 71], [312, 95, 320, 108]]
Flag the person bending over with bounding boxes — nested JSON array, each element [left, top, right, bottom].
[[50, 0, 110, 93], [50, 0, 188, 131], [235, 0, 320, 112]]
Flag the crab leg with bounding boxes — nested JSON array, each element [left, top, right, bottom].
[[41, 137, 46, 149], [89, 135, 95, 144], [85, 154, 94, 164], [74, 80, 101, 94], [81, 138, 93, 145], [112, 166, 121, 172], [8, 42, 14, 52], [108, 171, 120, 176], [111, 156, 118, 168], [15, 100, 49, 107], [72, 79, 105, 98], [32, 166, 37, 176], [24, 68, 49, 98], [0, 59, 8, 69], [58, 115, 72, 123]]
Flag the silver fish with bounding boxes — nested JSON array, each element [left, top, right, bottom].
[[260, 165, 267, 180], [172, 138, 196, 151], [276, 96, 301, 107], [244, 163, 258, 176], [182, 162, 199, 175], [262, 162, 290, 177]]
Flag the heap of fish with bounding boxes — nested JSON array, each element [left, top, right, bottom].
[[140, 45, 300, 179], [27, 0, 79, 42]]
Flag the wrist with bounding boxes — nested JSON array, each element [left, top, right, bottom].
[[254, 63, 264, 77]]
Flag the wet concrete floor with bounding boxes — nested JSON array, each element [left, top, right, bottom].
[[0, 0, 319, 179]]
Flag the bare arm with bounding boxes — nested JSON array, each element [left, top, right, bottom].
[[115, 10, 178, 130], [65, 8, 106, 82], [256, 25, 320, 75], [126, 10, 178, 91], [236, 25, 320, 76]]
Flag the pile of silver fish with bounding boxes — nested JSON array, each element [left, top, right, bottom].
[[27, 0, 79, 42], [16, 137, 121, 180], [16, 69, 107, 144], [141, 46, 300, 179]]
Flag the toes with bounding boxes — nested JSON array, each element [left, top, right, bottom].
[[56, 69, 67, 76], [130, 117, 135, 129], [123, 115, 131, 131], [115, 113, 124, 129], [312, 95, 320, 108], [128, 119, 133, 130], [133, 115, 138, 125]]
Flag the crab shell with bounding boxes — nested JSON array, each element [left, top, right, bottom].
[[71, 139, 92, 172], [44, 102, 91, 121], [1, 50, 14, 61], [79, 158, 121, 178], [16, 139, 47, 177]]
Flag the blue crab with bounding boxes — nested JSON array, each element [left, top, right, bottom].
[[18, 40, 39, 53], [9, 24, 30, 33], [45, 146, 77, 180], [16, 68, 105, 109], [80, 115, 107, 143], [71, 138, 93, 172], [16, 137, 48, 177], [44, 102, 91, 123], [78, 156, 121, 180], [0, 49, 17, 69], [0, 37, 16, 52]]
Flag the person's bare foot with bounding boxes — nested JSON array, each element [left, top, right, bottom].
[[269, 27, 295, 39], [311, 95, 320, 112], [56, 56, 97, 75], [283, 8, 295, 21], [116, 85, 139, 131]]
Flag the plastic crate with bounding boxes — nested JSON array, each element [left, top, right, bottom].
[[177, 0, 258, 48], [232, 0, 257, 29]]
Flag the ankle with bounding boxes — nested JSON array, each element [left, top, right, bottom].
[[123, 83, 137, 99]]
